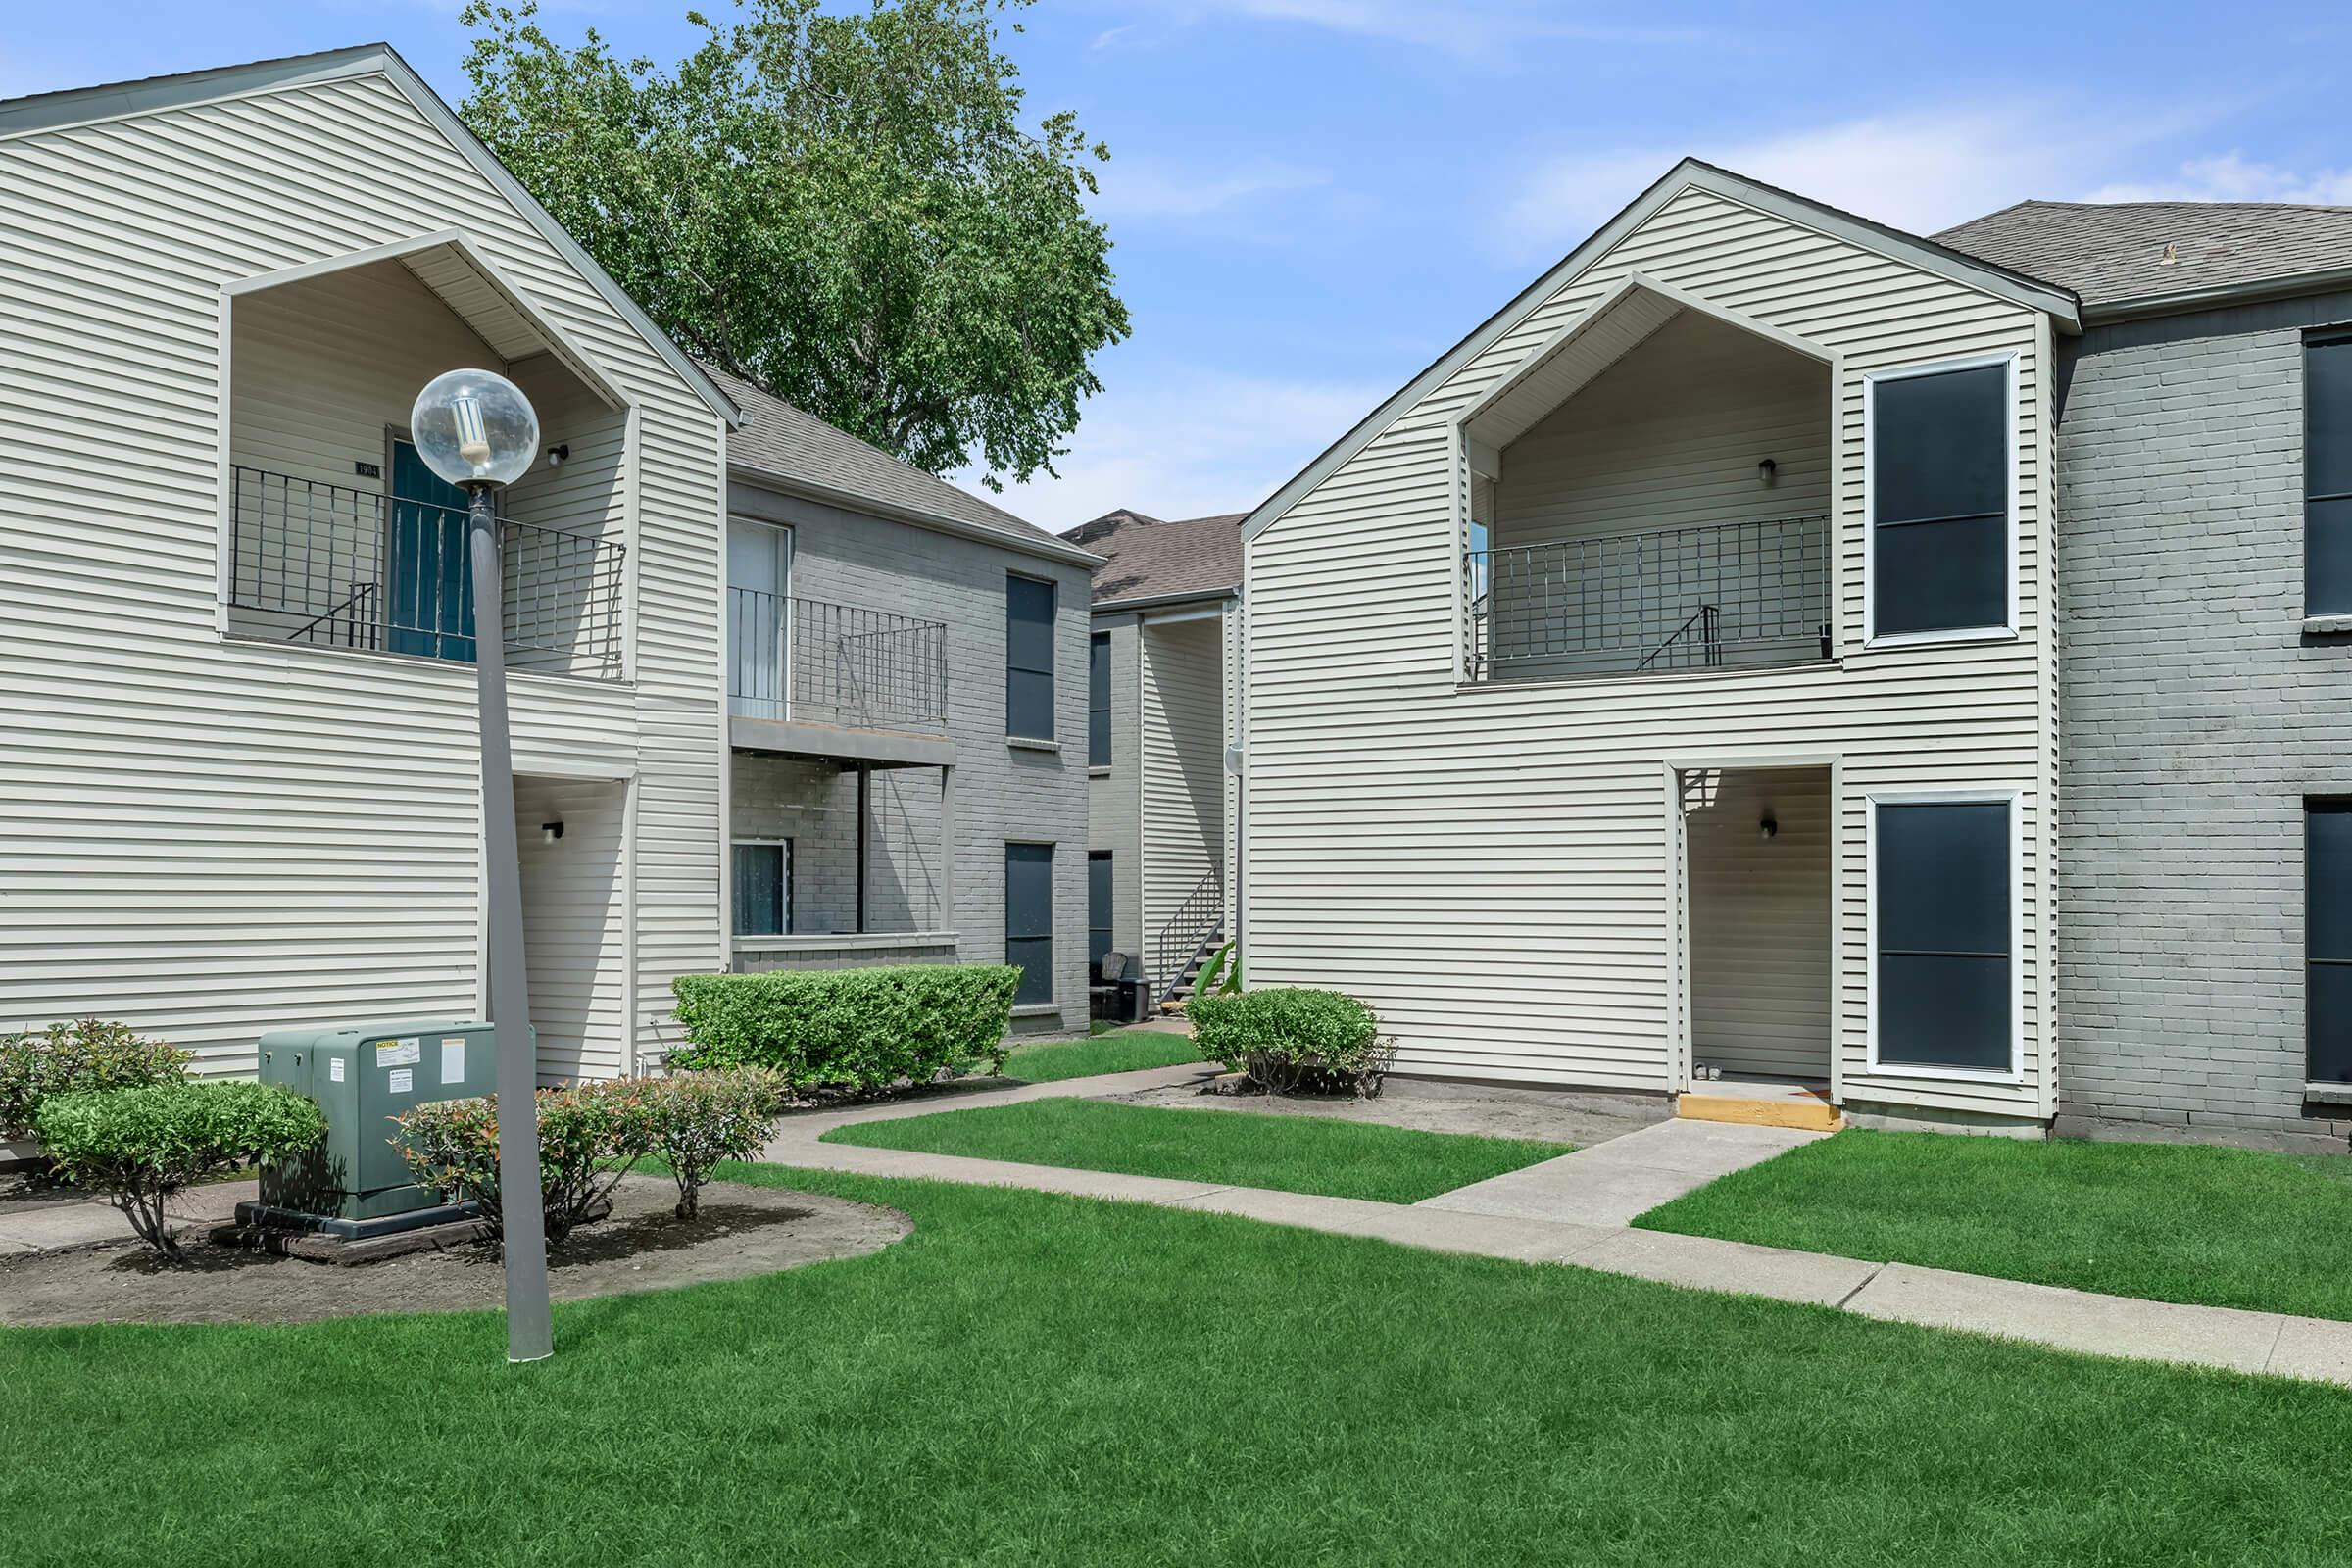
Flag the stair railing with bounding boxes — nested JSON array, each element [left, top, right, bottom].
[[1151, 870, 1225, 1006]]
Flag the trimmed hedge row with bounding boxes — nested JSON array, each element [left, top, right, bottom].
[[668, 964, 1019, 1092], [1187, 986, 1392, 1097]]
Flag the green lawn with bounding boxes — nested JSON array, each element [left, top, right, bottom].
[[7, 1166, 2352, 1566], [996, 1028, 1205, 1083], [823, 1097, 1565, 1202], [1637, 1128, 2352, 1320]]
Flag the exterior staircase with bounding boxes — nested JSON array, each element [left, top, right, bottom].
[[1157, 928, 1226, 1014]]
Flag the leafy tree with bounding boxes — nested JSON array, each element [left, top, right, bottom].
[[459, 0, 1130, 486]]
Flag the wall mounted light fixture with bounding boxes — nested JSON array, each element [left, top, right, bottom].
[[1759, 815, 1779, 841], [542, 820, 564, 844], [1757, 457, 1778, 486], [546, 443, 570, 468]]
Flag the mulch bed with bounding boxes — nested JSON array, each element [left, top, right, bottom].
[[0, 1174, 907, 1329]]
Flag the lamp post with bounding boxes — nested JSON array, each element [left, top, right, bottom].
[[409, 368, 553, 1364]]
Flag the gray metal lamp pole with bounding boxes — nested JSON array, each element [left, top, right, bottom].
[[411, 368, 554, 1364]]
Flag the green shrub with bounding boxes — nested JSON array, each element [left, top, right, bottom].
[[396, 1079, 655, 1245], [1186, 987, 1392, 1098], [393, 1069, 790, 1240], [0, 1018, 191, 1141], [667, 964, 1020, 1092], [36, 1081, 325, 1259], [644, 1068, 789, 1218]]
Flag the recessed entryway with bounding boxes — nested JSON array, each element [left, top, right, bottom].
[[1674, 763, 1834, 1121]]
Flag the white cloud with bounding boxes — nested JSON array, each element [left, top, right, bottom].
[[959, 366, 1388, 533], [1122, 0, 1717, 63], [1498, 102, 2212, 261], [1090, 159, 1330, 220], [2084, 152, 2352, 205]]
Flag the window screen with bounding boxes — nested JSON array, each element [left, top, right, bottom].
[[1875, 801, 2011, 1071], [1872, 363, 2010, 637], [1089, 631, 1112, 766], [1006, 575, 1056, 740], [1006, 842, 1054, 1005], [2306, 337, 2352, 613], [732, 841, 788, 937], [2310, 803, 2352, 1082], [1089, 851, 1114, 983]]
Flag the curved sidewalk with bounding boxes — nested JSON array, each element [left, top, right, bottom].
[[760, 1063, 2352, 1390]]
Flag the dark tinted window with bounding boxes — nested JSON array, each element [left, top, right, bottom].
[[1089, 851, 1114, 983], [732, 842, 787, 937], [1006, 575, 1056, 740], [2311, 803, 2352, 1082], [2306, 337, 2352, 613], [1006, 842, 1054, 1005], [1873, 363, 2009, 636], [1089, 632, 1112, 765], [1876, 801, 2010, 1071]]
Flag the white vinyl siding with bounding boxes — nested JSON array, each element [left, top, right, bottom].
[[0, 71, 724, 1076], [1140, 614, 1225, 966], [1244, 181, 2053, 1118]]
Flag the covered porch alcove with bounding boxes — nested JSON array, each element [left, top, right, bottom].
[[1463, 278, 1835, 682], [220, 232, 632, 680]]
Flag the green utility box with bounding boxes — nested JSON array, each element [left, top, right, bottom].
[[249, 1017, 515, 1238]]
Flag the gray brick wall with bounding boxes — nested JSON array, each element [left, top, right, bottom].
[[727, 481, 1094, 1031], [2057, 293, 2352, 1147]]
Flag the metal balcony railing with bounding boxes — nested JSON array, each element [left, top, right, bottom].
[[1466, 514, 1831, 680], [728, 589, 948, 734], [226, 466, 626, 678]]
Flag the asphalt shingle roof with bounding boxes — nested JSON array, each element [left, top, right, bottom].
[[1935, 200, 2352, 308], [1072, 509, 1245, 608], [702, 362, 1091, 562]]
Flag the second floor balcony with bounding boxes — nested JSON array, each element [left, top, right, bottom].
[[227, 466, 626, 680], [1468, 513, 1831, 682], [728, 589, 949, 743]]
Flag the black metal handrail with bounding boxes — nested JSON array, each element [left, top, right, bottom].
[[225, 466, 625, 677], [1151, 869, 1225, 1005], [728, 588, 948, 734], [1466, 513, 1828, 679]]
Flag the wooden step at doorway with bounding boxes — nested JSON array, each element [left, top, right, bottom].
[[1678, 1079, 1841, 1133]]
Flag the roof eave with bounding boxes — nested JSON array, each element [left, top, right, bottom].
[[727, 461, 1104, 569], [2083, 264, 2352, 325], [1091, 585, 1240, 614]]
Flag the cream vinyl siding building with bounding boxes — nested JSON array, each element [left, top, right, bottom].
[[1240, 161, 2080, 1126], [0, 48, 739, 1081]]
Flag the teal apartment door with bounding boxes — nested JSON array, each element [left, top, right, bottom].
[[388, 439, 477, 662]]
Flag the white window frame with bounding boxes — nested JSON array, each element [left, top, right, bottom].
[[1860, 350, 2021, 650], [1863, 788, 2026, 1084], [729, 836, 792, 938]]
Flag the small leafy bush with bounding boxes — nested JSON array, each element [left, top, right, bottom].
[[394, 1069, 790, 1239], [0, 1018, 191, 1141], [645, 1068, 789, 1218], [396, 1079, 653, 1245], [668, 964, 1020, 1093], [1187, 987, 1393, 1098], [36, 1081, 325, 1260]]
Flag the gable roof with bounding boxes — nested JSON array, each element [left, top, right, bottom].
[[1239, 157, 2082, 545], [1078, 509, 1246, 610], [1936, 199, 2352, 316], [707, 363, 1101, 569], [0, 43, 742, 427]]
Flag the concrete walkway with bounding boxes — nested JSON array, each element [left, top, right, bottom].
[[0, 1177, 255, 1257], [758, 1064, 2352, 1390], [1418, 1117, 1823, 1226]]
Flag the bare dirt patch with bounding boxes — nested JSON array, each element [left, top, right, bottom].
[[1108, 1075, 1666, 1148], [0, 1174, 906, 1328]]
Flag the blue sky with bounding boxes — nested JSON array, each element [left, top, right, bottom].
[[7, 1, 2352, 530]]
